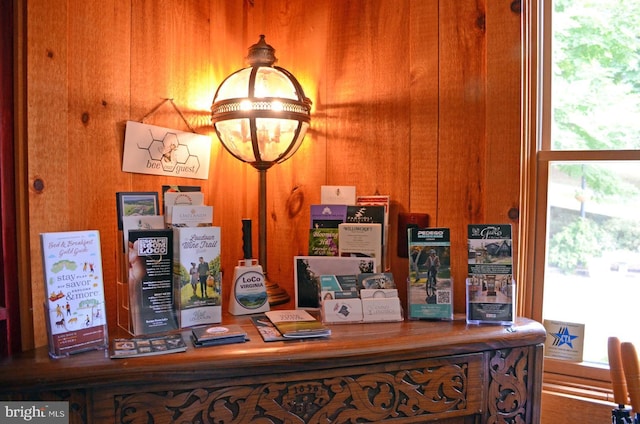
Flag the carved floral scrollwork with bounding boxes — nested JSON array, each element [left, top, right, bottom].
[[115, 362, 470, 423], [487, 347, 529, 424]]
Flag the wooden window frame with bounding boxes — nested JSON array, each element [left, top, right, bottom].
[[520, 0, 640, 405]]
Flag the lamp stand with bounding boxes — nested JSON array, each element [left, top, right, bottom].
[[258, 169, 290, 306]]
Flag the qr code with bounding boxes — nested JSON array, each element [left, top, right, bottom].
[[436, 290, 451, 304]]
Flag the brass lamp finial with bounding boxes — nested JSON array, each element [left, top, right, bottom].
[[247, 35, 277, 67]]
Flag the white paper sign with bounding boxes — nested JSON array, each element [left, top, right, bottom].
[[123, 121, 211, 180], [321, 185, 356, 204]]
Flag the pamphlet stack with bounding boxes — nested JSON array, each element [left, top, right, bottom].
[[127, 228, 178, 335], [466, 224, 515, 324], [172, 226, 222, 328], [40, 230, 109, 358], [319, 272, 402, 323], [115, 187, 221, 335], [406, 227, 453, 320]]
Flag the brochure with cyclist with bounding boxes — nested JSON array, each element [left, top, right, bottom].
[[407, 227, 453, 320]]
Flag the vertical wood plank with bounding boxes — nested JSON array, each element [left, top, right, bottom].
[[407, 0, 440, 305], [409, 0, 440, 214], [325, 1, 411, 191], [208, 0, 253, 306], [28, 0, 133, 345], [27, 0, 70, 347], [65, 0, 132, 337], [323, 0, 412, 306], [130, 0, 215, 192], [14, 0, 33, 351], [438, 1, 487, 311], [485, 2, 522, 263]]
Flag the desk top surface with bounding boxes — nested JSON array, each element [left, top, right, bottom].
[[0, 314, 545, 392]]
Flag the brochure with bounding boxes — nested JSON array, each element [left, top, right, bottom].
[[264, 310, 331, 339], [110, 333, 186, 358]]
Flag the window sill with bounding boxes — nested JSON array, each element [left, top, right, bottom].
[[544, 358, 615, 404]]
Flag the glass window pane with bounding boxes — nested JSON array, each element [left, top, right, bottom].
[[543, 161, 640, 364], [551, 1, 640, 151]]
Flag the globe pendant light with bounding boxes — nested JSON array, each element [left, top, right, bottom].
[[211, 35, 312, 305]]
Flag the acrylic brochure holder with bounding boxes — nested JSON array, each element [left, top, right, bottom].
[[116, 229, 135, 335], [320, 294, 403, 324], [466, 277, 515, 325], [40, 230, 109, 358], [319, 273, 403, 324]]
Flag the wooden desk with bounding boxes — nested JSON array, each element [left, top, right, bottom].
[[0, 315, 545, 423]]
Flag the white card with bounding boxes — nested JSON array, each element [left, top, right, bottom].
[[321, 185, 356, 205], [122, 121, 211, 180]]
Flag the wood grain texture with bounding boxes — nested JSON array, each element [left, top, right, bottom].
[[20, 0, 522, 348], [438, 1, 487, 311], [485, 1, 522, 264], [67, 0, 132, 334], [0, 316, 545, 424], [0, 316, 544, 390], [541, 389, 614, 423], [27, 0, 71, 347], [409, 0, 439, 214], [408, 0, 440, 309], [323, 0, 413, 306]]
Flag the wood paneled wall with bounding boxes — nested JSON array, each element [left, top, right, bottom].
[[19, 0, 521, 349]]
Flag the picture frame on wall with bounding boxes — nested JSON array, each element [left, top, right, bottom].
[[115, 191, 159, 230], [294, 256, 378, 310]]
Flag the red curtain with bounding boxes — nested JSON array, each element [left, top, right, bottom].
[[0, 0, 21, 356]]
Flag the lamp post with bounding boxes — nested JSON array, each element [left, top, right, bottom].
[[211, 35, 312, 305]]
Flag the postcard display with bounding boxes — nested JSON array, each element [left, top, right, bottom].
[[466, 224, 515, 325], [320, 272, 403, 324], [294, 256, 401, 323], [116, 188, 221, 336], [116, 191, 162, 335], [40, 230, 109, 358], [305, 193, 400, 324]]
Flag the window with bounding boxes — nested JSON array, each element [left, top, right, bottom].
[[522, 0, 640, 382]]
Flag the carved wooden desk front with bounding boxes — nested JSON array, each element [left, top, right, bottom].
[[0, 315, 545, 423]]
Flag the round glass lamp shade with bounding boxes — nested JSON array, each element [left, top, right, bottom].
[[211, 37, 312, 171]]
